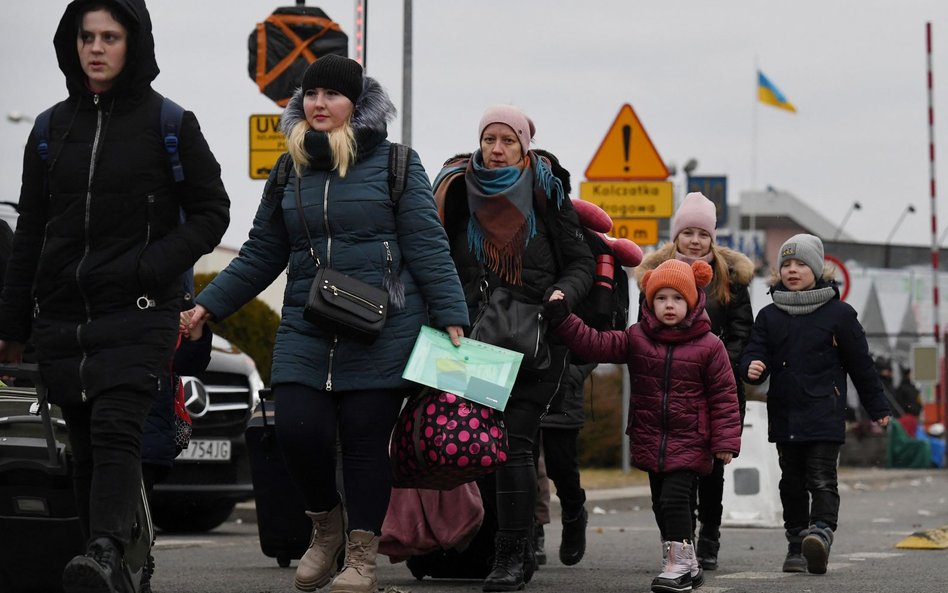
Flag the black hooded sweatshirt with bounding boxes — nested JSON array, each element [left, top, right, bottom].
[[0, 0, 230, 404]]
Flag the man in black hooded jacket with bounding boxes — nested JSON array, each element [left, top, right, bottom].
[[0, 2, 229, 591]]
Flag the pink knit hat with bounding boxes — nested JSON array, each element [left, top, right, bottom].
[[671, 192, 717, 242], [478, 105, 535, 156]]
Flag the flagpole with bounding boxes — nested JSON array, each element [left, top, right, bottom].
[[750, 59, 759, 235]]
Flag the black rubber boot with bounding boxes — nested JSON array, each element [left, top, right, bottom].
[[559, 506, 588, 566], [696, 526, 720, 571], [483, 532, 529, 592], [533, 524, 547, 566], [62, 537, 133, 593]]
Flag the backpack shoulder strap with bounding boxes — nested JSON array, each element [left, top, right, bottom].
[[388, 142, 412, 211], [160, 97, 187, 182], [34, 106, 56, 162], [266, 152, 294, 203]]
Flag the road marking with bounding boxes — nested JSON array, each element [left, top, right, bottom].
[[839, 552, 904, 560], [155, 538, 214, 549], [717, 571, 795, 580]]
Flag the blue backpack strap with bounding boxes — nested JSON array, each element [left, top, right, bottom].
[[34, 106, 56, 162], [388, 143, 411, 211], [160, 97, 186, 182]]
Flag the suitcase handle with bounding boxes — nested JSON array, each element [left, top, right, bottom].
[[0, 362, 61, 468]]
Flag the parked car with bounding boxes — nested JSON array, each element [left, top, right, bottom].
[[150, 334, 263, 533]]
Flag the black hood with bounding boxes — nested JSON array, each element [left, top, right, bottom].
[[54, 0, 159, 97]]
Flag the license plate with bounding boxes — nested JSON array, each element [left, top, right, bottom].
[[177, 439, 231, 462]]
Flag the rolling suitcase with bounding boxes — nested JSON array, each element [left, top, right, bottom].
[[0, 363, 154, 593], [0, 363, 84, 593], [245, 389, 313, 567]]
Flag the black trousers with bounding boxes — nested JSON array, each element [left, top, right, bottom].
[[692, 457, 725, 537], [776, 442, 841, 532], [61, 385, 156, 547], [274, 384, 403, 535], [540, 427, 586, 518], [495, 396, 548, 534], [649, 470, 698, 542]]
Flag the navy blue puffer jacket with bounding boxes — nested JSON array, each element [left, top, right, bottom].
[[740, 281, 890, 443]]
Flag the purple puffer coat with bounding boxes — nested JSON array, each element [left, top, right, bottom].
[[556, 292, 741, 475]]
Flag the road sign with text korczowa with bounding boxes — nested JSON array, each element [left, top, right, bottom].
[[249, 114, 286, 179], [585, 104, 669, 180], [611, 219, 659, 245], [579, 181, 673, 219]]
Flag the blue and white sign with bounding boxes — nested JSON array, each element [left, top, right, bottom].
[[686, 175, 728, 227]]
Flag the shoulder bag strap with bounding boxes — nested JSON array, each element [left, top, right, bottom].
[[293, 175, 322, 268]]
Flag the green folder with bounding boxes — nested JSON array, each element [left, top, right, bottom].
[[402, 326, 522, 411]]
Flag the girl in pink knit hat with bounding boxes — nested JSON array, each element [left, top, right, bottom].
[[635, 191, 755, 571]]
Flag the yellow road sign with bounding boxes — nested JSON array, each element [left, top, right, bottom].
[[579, 181, 673, 219], [585, 104, 668, 180], [249, 114, 286, 179], [610, 219, 659, 245]]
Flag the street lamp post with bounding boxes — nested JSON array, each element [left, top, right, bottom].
[[833, 201, 862, 241], [884, 204, 916, 267]]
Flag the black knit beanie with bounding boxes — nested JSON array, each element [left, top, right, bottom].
[[300, 54, 364, 104]]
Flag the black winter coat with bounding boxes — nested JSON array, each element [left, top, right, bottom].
[[740, 280, 891, 443], [435, 154, 594, 406], [0, 0, 230, 404]]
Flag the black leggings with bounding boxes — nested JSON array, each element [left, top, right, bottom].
[[274, 384, 403, 535], [495, 396, 547, 534], [649, 470, 698, 542]]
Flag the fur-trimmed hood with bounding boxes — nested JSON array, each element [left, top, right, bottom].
[[635, 242, 754, 290], [279, 76, 396, 137]]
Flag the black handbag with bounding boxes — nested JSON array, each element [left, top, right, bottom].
[[469, 285, 550, 374], [294, 177, 388, 343]]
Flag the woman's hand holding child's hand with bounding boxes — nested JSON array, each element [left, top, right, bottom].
[[715, 452, 733, 464], [180, 309, 204, 341], [876, 416, 890, 428], [543, 290, 569, 326], [747, 360, 766, 381]]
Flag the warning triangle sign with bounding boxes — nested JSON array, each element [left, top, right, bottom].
[[585, 104, 669, 180]]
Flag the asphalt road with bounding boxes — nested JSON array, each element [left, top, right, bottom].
[[150, 469, 948, 593]]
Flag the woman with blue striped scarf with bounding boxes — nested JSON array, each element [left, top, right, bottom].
[[433, 105, 594, 592]]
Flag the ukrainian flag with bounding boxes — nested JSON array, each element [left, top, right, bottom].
[[758, 70, 796, 113]]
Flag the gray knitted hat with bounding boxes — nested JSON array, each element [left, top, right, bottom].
[[778, 233, 824, 278]]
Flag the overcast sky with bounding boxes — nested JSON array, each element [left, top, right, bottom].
[[2, 0, 946, 251]]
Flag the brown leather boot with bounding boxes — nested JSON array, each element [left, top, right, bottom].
[[329, 530, 379, 593], [294, 503, 346, 592]]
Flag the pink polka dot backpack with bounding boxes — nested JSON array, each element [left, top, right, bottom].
[[390, 389, 508, 490]]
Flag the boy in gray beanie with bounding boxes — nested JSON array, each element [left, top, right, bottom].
[[740, 234, 890, 576], [777, 234, 824, 280]]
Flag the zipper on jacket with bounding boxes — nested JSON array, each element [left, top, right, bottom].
[[321, 176, 332, 266], [136, 194, 155, 309], [657, 345, 674, 472], [76, 94, 105, 401], [534, 311, 544, 357], [325, 335, 338, 391]]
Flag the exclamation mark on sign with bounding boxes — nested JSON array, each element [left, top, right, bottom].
[[622, 125, 632, 172]]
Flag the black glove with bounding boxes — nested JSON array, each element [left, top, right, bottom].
[[543, 297, 571, 327]]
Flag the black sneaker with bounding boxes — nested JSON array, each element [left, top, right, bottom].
[[559, 506, 588, 566], [63, 537, 133, 593]]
